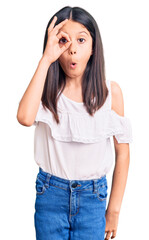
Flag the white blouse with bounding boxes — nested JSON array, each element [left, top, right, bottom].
[[33, 79, 133, 180]]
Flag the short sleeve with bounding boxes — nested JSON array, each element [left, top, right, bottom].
[[105, 79, 133, 143], [109, 110, 133, 144], [32, 101, 54, 128], [33, 101, 44, 126]]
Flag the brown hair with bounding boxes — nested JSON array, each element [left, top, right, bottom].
[[41, 6, 109, 124]]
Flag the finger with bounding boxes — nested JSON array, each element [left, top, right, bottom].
[[105, 231, 112, 240], [60, 40, 72, 53], [53, 18, 69, 32], [48, 16, 58, 33], [56, 31, 71, 42], [111, 230, 117, 239]]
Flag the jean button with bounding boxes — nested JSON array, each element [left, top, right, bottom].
[[71, 183, 78, 188]]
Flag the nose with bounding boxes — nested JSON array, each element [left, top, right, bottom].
[[70, 50, 76, 55], [68, 41, 76, 55]]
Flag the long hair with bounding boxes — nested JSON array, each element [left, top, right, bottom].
[[41, 6, 109, 124]]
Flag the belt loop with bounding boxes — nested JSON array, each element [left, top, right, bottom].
[[45, 173, 51, 188], [93, 179, 98, 193]]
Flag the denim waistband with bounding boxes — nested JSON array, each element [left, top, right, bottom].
[[37, 167, 107, 193]]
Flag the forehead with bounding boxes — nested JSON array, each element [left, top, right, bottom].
[[59, 20, 90, 36]]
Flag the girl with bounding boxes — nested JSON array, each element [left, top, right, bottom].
[[17, 6, 133, 240]]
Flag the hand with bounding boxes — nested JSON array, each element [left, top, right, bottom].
[[42, 16, 72, 64], [104, 209, 119, 240]]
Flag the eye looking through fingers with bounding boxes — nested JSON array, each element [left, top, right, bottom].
[[59, 37, 67, 44], [56, 31, 71, 43]]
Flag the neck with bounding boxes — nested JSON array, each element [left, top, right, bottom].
[[65, 75, 83, 89]]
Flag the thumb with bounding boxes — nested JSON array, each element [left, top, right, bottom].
[[61, 41, 72, 53]]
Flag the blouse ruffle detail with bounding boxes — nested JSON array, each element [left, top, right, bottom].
[[33, 101, 133, 144]]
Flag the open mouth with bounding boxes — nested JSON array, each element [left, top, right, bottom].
[[70, 62, 77, 68]]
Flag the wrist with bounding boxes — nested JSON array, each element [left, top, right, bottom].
[[106, 207, 120, 215], [40, 55, 52, 67]]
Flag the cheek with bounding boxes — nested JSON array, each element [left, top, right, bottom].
[[80, 45, 92, 60], [58, 55, 68, 72], [58, 55, 67, 68], [80, 52, 92, 64], [58, 54, 65, 63]]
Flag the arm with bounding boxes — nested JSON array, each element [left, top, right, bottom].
[[16, 56, 51, 126], [105, 81, 130, 240], [106, 141, 130, 214], [16, 17, 72, 127]]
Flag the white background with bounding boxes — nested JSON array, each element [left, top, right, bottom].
[[1, 0, 149, 239]]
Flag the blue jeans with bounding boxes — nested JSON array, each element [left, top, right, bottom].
[[34, 167, 108, 240]]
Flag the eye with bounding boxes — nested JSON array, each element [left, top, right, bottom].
[[78, 38, 85, 43], [59, 37, 86, 44], [59, 37, 67, 44]]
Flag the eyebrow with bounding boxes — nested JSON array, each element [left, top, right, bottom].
[[78, 31, 89, 36], [63, 30, 89, 36]]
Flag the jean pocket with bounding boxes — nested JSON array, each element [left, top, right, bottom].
[[96, 183, 108, 202], [35, 177, 47, 195]]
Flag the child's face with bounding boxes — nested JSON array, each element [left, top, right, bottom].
[[58, 20, 93, 79]]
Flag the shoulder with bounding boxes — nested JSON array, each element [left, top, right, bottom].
[[110, 80, 124, 116]]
